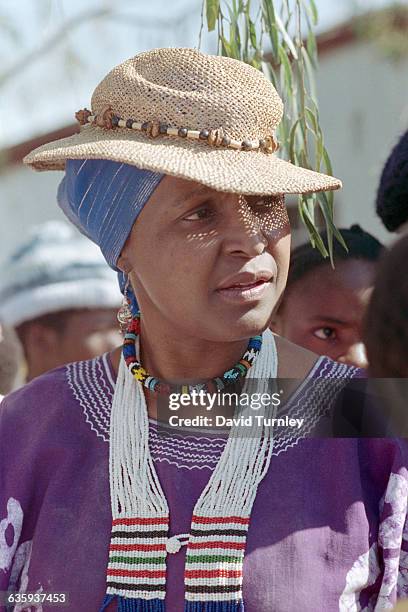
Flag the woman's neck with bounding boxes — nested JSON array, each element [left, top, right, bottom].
[[140, 331, 248, 383], [111, 316, 249, 382]]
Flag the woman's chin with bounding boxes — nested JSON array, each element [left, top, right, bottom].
[[209, 284, 280, 336], [210, 308, 273, 342], [234, 315, 271, 338]]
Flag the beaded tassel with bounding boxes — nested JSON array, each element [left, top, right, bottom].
[[100, 594, 165, 611], [101, 324, 277, 612], [105, 516, 168, 599], [184, 603, 244, 611], [184, 515, 249, 611]]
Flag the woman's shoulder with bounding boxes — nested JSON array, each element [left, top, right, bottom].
[[0, 353, 115, 438], [0, 364, 69, 421]]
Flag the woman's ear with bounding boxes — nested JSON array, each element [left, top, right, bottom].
[[117, 230, 135, 274], [117, 252, 133, 275]]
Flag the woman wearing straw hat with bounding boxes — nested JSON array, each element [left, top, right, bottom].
[[0, 48, 407, 612]]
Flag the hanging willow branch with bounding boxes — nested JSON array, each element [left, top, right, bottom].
[[202, 0, 346, 259]]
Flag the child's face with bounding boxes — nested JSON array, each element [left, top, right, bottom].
[[274, 259, 376, 369]]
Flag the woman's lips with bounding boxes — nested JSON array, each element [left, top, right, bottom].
[[216, 279, 272, 302]]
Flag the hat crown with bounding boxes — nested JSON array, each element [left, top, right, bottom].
[[24, 47, 341, 196], [91, 47, 283, 141]]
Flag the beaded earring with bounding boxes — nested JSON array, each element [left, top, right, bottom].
[[117, 276, 133, 333]]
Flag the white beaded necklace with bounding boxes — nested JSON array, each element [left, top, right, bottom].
[[100, 330, 278, 612]]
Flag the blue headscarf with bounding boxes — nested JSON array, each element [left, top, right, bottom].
[[57, 159, 164, 312]]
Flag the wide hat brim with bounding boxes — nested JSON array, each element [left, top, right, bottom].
[[23, 125, 341, 195]]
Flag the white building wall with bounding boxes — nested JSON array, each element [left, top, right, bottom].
[[317, 41, 408, 244], [0, 165, 67, 262]]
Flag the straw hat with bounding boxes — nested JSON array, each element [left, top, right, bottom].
[[24, 47, 341, 195]]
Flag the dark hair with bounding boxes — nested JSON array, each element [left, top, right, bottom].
[[364, 235, 408, 377], [287, 225, 384, 289], [376, 129, 408, 232]]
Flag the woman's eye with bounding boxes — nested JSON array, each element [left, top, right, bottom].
[[183, 206, 215, 221], [313, 327, 337, 340], [246, 196, 284, 213], [251, 199, 274, 212]]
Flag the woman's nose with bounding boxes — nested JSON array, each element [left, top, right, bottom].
[[222, 198, 268, 258]]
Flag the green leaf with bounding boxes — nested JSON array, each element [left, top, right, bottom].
[[221, 35, 233, 56], [230, 27, 241, 57], [318, 192, 348, 253], [326, 189, 334, 210], [226, 1, 236, 21], [278, 46, 293, 91], [250, 55, 262, 70], [301, 0, 319, 27], [315, 133, 323, 170], [261, 60, 278, 89], [299, 199, 328, 257], [304, 193, 316, 225], [277, 116, 290, 156], [305, 106, 318, 135], [299, 147, 309, 169], [274, 11, 298, 59], [309, 0, 319, 26], [322, 146, 333, 176], [206, 0, 219, 32], [301, 46, 317, 101], [262, 0, 279, 59], [289, 118, 301, 163], [306, 30, 318, 67], [209, 0, 341, 255], [248, 17, 257, 48]]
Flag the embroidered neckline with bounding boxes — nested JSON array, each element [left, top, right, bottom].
[[66, 352, 360, 467]]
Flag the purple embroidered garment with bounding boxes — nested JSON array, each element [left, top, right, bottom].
[[0, 354, 407, 612]]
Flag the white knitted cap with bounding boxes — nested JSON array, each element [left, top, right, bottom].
[[0, 221, 122, 327]]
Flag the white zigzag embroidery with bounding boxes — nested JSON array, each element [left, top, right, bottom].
[[66, 354, 360, 468]]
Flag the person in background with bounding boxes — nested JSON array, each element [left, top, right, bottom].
[[364, 234, 408, 377], [272, 225, 383, 368], [376, 129, 408, 234], [361, 235, 408, 437], [0, 221, 122, 382], [0, 323, 22, 397]]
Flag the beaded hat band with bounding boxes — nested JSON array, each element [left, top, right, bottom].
[[75, 106, 280, 155]]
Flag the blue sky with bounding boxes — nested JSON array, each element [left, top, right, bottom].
[[0, 0, 398, 147]]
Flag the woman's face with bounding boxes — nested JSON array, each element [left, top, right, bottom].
[[274, 259, 376, 368], [118, 176, 290, 342]]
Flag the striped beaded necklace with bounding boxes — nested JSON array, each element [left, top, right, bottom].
[[122, 314, 263, 394], [100, 325, 278, 612]]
